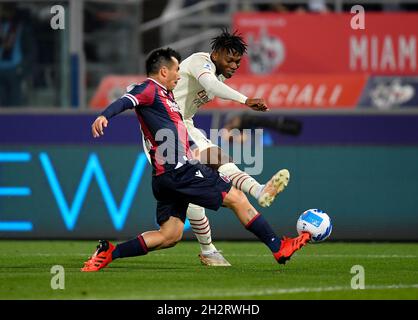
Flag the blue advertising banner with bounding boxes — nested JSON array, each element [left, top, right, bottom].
[[2, 113, 418, 146], [0, 146, 417, 240], [1, 113, 417, 240]]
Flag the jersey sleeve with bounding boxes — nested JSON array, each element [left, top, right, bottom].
[[123, 82, 156, 108], [198, 72, 247, 104], [100, 82, 157, 119], [100, 96, 135, 120], [187, 54, 216, 81]]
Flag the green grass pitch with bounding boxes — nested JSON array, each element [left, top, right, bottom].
[[0, 240, 417, 300]]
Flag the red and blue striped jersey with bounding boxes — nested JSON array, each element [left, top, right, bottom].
[[101, 78, 192, 175]]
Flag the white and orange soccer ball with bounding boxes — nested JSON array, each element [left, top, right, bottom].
[[296, 209, 332, 243]]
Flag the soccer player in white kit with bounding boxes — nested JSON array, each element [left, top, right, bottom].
[[161, 30, 290, 266]]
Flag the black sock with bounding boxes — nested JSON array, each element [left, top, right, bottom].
[[245, 214, 281, 253], [112, 235, 148, 260]]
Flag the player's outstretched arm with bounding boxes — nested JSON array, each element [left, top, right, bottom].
[[197, 73, 268, 112], [245, 98, 269, 112], [198, 72, 247, 104], [92, 116, 108, 138], [91, 95, 136, 138]]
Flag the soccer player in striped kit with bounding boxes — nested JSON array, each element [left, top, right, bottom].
[[82, 47, 309, 272]]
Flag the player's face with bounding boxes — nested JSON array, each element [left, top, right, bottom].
[[212, 49, 242, 79], [165, 57, 180, 91]]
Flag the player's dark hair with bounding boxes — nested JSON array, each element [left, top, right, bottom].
[[146, 47, 181, 76], [210, 29, 247, 55]]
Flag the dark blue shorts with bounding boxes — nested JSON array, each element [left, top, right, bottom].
[[152, 161, 232, 225]]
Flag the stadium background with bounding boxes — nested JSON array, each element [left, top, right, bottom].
[[1, 0, 418, 241]]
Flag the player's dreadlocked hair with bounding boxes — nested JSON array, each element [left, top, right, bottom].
[[210, 29, 247, 55], [146, 47, 182, 76]]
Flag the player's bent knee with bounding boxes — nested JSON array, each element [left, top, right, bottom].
[[164, 229, 183, 248], [165, 235, 182, 248], [173, 228, 184, 244], [159, 217, 184, 248]]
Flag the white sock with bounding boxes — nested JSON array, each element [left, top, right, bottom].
[[186, 204, 217, 254], [218, 162, 263, 200]]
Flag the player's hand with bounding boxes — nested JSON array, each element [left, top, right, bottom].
[[245, 98, 269, 112], [91, 116, 108, 138]]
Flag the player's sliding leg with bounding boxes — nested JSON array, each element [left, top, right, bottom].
[[200, 146, 290, 207], [81, 217, 184, 272], [186, 203, 231, 266], [222, 187, 310, 264]]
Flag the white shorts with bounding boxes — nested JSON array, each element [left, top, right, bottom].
[[184, 118, 217, 152]]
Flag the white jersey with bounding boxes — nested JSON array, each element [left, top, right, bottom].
[[173, 52, 226, 120], [141, 52, 247, 160]]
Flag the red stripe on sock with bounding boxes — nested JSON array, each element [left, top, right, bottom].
[[194, 230, 211, 235], [137, 234, 148, 254], [189, 218, 208, 227], [228, 172, 241, 179], [249, 184, 255, 195], [192, 223, 210, 231], [238, 176, 251, 190], [245, 213, 261, 229], [231, 173, 245, 182], [198, 241, 212, 246], [235, 174, 248, 188], [188, 217, 206, 222], [231, 174, 245, 182]]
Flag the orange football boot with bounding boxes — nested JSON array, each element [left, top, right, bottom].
[[273, 232, 310, 265], [81, 240, 115, 272]]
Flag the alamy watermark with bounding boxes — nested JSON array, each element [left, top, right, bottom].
[[50, 265, 65, 290], [50, 5, 65, 30], [152, 127, 264, 175], [350, 5, 365, 30], [350, 265, 365, 289]]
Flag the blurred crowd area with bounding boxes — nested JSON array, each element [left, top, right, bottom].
[[1, 0, 418, 108], [0, 1, 138, 108], [1, 2, 38, 107]]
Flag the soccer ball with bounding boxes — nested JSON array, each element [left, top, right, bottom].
[[296, 209, 332, 243]]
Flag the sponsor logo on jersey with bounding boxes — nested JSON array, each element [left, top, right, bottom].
[[192, 90, 210, 108], [166, 99, 181, 113], [203, 63, 212, 70]]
